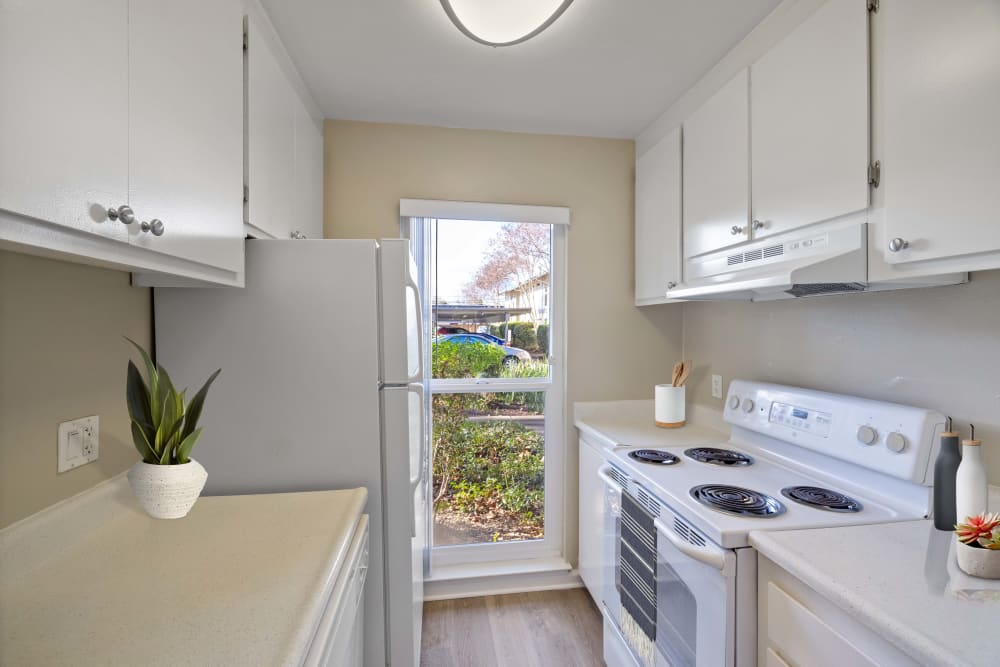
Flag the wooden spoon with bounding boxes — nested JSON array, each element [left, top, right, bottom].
[[671, 361, 683, 387], [676, 362, 691, 388]]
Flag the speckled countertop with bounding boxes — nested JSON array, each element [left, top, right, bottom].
[[574, 399, 728, 451], [0, 475, 367, 667], [751, 486, 1000, 667]]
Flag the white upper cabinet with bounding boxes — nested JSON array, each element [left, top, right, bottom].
[[750, 0, 869, 240], [683, 70, 750, 259], [129, 0, 244, 273], [294, 102, 325, 239], [246, 17, 324, 241], [0, 0, 129, 244], [635, 127, 682, 305], [877, 0, 1000, 269]]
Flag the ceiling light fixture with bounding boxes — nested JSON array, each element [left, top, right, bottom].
[[439, 0, 576, 47]]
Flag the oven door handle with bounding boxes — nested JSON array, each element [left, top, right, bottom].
[[654, 518, 736, 577], [597, 465, 624, 492]]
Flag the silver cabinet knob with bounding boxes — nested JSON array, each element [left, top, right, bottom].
[[731, 225, 746, 236], [888, 238, 909, 252], [290, 231, 307, 239], [666, 281, 677, 289], [752, 219, 766, 231], [107, 205, 135, 224], [140, 219, 164, 236]]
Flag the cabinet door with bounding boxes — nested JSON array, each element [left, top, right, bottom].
[[0, 0, 129, 242], [246, 17, 297, 240], [881, 0, 1000, 265], [751, 0, 869, 240], [635, 127, 682, 305], [293, 100, 324, 240], [683, 70, 749, 258], [128, 0, 244, 273], [578, 437, 604, 605]]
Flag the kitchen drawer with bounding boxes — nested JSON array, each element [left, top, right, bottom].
[[766, 581, 878, 667]]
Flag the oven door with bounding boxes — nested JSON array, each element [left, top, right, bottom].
[[653, 511, 737, 667], [597, 465, 624, 621]]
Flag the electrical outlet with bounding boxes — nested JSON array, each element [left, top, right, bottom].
[[58, 416, 99, 473], [711, 374, 724, 399]]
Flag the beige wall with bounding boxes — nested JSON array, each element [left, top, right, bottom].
[[324, 120, 684, 403], [324, 120, 685, 559], [682, 272, 1000, 483], [0, 250, 150, 527]]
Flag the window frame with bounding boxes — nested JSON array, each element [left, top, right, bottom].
[[403, 205, 568, 571]]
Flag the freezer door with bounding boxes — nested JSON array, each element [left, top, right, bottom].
[[379, 239, 423, 385], [380, 382, 426, 667]]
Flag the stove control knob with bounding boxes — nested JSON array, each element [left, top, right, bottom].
[[741, 399, 755, 413], [857, 425, 878, 445], [886, 432, 907, 453], [728, 395, 741, 410]]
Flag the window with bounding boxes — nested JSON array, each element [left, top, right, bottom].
[[405, 202, 567, 569]]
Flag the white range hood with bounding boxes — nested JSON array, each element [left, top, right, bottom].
[[668, 221, 963, 302]]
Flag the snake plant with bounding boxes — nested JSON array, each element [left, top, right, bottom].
[[125, 338, 220, 465]]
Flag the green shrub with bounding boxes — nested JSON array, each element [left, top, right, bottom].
[[536, 324, 549, 355], [431, 339, 505, 379], [508, 322, 537, 351]]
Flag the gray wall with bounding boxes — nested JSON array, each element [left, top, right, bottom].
[[682, 271, 1000, 483], [0, 250, 151, 527]]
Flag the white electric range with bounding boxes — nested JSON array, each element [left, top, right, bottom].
[[594, 380, 946, 667]]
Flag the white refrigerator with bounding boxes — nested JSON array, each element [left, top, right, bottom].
[[154, 239, 427, 667]]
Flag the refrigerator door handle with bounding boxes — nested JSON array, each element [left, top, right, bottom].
[[408, 382, 426, 538], [405, 267, 425, 384]]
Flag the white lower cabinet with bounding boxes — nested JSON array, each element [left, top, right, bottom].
[[758, 555, 919, 667], [578, 436, 605, 605], [306, 515, 369, 667]]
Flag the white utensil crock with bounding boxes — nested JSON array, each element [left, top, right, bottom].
[[655, 385, 686, 428]]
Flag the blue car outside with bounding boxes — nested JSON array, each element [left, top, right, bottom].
[[436, 333, 532, 365]]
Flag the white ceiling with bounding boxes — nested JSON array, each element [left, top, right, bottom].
[[260, 0, 782, 139]]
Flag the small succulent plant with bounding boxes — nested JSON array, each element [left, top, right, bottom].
[[955, 513, 1000, 548], [125, 338, 220, 465]]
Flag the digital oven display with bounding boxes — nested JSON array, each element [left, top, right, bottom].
[[769, 402, 832, 437]]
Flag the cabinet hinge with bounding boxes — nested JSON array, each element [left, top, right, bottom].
[[243, 185, 249, 203], [868, 161, 881, 188], [867, 0, 878, 12]]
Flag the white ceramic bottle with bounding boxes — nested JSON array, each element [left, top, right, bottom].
[[955, 429, 988, 524]]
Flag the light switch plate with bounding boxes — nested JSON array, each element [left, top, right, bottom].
[[711, 375, 724, 399], [58, 416, 99, 473]]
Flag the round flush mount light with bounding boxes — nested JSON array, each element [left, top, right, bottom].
[[439, 0, 576, 47]]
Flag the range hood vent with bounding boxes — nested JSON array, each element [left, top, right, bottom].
[[785, 282, 867, 298]]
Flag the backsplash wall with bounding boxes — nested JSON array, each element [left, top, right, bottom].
[[0, 250, 150, 528], [682, 270, 1000, 484]]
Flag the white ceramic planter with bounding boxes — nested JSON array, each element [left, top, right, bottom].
[[956, 541, 1000, 579], [127, 459, 208, 519]]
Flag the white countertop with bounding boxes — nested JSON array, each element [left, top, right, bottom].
[[574, 399, 728, 451], [0, 475, 367, 667], [751, 486, 1000, 667]]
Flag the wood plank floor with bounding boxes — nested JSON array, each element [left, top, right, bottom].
[[420, 588, 603, 667]]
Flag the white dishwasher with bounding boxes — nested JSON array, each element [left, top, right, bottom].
[[304, 515, 370, 667]]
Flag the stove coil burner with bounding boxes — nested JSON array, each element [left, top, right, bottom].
[[690, 484, 786, 518], [781, 486, 863, 513], [684, 447, 754, 467], [627, 449, 680, 465]]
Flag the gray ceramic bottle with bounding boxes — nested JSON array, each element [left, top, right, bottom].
[[933, 423, 961, 530]]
